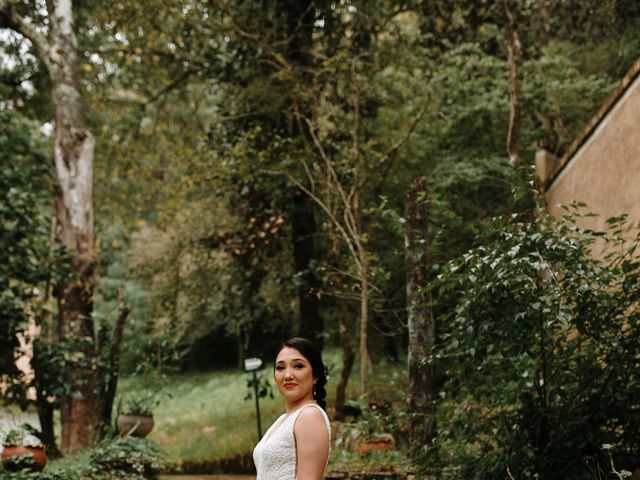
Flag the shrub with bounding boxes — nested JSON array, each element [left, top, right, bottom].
[[0, 437, 163, 480], [0, 465, 78, 480], [84, 437, 164, 479], [427, 206, 640, 479]]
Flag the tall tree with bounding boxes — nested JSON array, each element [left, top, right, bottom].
[[280, 0, 324, 350], [0, 0, 99, 451], [404, 178, 436, 456]]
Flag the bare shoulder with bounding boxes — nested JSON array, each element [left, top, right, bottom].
[[294, 406, 329, 436], [294, 405, 330, 479]]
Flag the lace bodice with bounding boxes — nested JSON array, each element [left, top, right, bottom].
[[253, 403, 331, 480]]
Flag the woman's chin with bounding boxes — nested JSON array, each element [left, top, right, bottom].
[[282, 390, 299, 401], [281, 390, 310, 404]]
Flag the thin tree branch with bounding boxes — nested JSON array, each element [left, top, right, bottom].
[[294, 107, 367, 279], [503, 0, 521, 167], [372, 99, 430, 190], [142, 67, 200, 109], [45, 0, 55, 18], [292, 101, 316, 193], [352, 60, 361, 168], [297, 109, 361, 251], [299, 113, 352, 213], [228, 2, 314, 50], [323, 264, 382, 293], [380, 101, 429, 164], [266, 169, 362, 273], [0, 1, 52, 72]]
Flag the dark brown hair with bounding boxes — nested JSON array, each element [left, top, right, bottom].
[[276, 337, 328, 411]]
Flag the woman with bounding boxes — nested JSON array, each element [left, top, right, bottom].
[[253, 337, 331, 480]]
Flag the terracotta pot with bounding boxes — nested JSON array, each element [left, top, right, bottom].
[[117, 413, 154, 437], [1, 445, 47, 471], [355, 436, 395, 454]]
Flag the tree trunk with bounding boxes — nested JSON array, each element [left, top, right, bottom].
[[292, 191, 323, 349], [99, 298, 129, 437], [237, 330, 245, 369], [351, 70, 371, 394], [46, 0, 99, 453], [31, 338, 61, 459], [57, 271, 98, 453], [334, 301, 356, 421], [359, 253, 371, 394], [328, 215, 355, 420], [404, 178, 436, 457], [282, 0, 324, 350], [35, 395, 59, 458], [236, 324, 252, 368]]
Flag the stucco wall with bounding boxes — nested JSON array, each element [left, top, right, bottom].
[[544, 72, 640, 233]]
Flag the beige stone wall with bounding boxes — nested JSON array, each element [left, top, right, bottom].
[[544, 72, 640, 233]]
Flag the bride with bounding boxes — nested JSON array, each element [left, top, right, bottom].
[[253, 337, 331, 480]]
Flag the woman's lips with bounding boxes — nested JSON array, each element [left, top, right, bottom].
[[283, 382, 297, 389]]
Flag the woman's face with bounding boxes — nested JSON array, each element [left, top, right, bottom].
[[274, 347, 316, 405]]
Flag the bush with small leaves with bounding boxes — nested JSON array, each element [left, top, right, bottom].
[[426, 205, 640, 479], [84, 437, 164, 479]]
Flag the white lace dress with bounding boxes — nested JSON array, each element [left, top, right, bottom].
[[253, 403, 331, 480]]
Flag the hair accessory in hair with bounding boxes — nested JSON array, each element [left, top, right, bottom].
[[323, 364, 331, 380]]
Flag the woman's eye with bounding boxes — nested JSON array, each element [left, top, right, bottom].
[[294, 363, 304, 369], [275, 366, 284, 371]]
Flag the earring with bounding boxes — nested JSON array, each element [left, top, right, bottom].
[[313, 383, 316, 398]]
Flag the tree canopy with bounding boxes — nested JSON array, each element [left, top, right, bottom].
[[1, 0, 639, 474]]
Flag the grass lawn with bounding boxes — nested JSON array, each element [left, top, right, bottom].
[[117, 350, 412, 474], [119, 368, 282, 467]]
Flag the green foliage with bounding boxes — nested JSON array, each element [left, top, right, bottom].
[[0, 107, 50, 401], [128, 368, 283, 465], [0, 470, 69, 480], [329, 449, 413, 476], [127, 197, 294, 369], [3, 4, 640, 476], [343, 400, 398, 442], [428, 156, 519, 259], [32, 335, 94, 400], [521, 42, 616, 156], [0, 437, 163, 480], [3, 429, 25, 447], [93, 222, 164, 376], [427, 43, 509, 156], [116, 362, 170, 416], [119, 391, 159, 416], [62, 0, 640, 378], [84, 437, 164, 479], [2, 424, 42, 447], [427, 206, 640, 479], [244, 371, 275, 402]]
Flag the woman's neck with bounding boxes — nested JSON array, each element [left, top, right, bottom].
[[284, 394, 315, 414]]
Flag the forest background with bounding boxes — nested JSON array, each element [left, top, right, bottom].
[[1, 0, 640, 479]]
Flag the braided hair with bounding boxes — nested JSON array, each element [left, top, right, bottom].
[[278, 337, 328, 411]]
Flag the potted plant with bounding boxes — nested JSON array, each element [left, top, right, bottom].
[[350, 402, 396, 453], [1, 425, 47, 472], [116, 391, 157, 438], [355, 432, 395, 454]]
